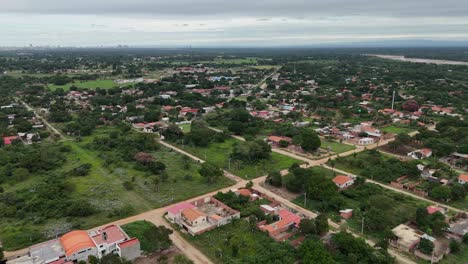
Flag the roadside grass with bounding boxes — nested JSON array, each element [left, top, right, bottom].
[[176, 138, 302, 179], [320, 140, 355, 154], [381, 125, 415, 134], [47, 79, 131, 91]]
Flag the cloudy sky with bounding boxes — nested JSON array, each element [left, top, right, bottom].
[[1, 0, 468, 47]]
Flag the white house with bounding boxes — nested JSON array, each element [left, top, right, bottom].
[[332, 175, 355, 190], [358, 137, 374, 145], [407, 148, 432, 159]]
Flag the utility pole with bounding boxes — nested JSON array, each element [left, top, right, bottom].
[[304, 192, 307, 207], [228, 158, 231, 170], [361, 217, 365, 234], [391, 90, 396, 110]]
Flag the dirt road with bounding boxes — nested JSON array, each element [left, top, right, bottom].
[[18, 99, 65, 138], [323, 165, 467, 214]]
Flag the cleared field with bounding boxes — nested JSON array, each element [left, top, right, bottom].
[[177, 138, 302, 179], [47, 79, 129, 91], [320, 140, 355, 154], [381, 125, 415, 134], [185, 219, 297, 264]]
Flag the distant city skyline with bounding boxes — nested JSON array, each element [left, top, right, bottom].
[[1, 0, 468, 47]]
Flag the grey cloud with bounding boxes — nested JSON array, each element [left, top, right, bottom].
[[1, 0, 467, 18]]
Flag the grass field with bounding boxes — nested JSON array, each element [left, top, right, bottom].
[[169, 58, 258, 65], [381, 125, 415, 134], [0, 127, 234, 250], [320, 140, 355, 154], [330, 151, 468, 210], [179, 123, 191, 133], [185, 219, 297, 264], [177, 138, 302, 179], [5, 71, 82, 78], [47, 79, 129, 91], [293, 180, 429, 240], [121, 221, 157, 252]]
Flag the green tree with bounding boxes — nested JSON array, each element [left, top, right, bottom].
[[199, 162, 223, 183], [449, 239, 460, 253], [299, 219, 316, 235], [315, 214, 329, 236], [99, 254, 131, 264], [266, 171, 282, 187], [418, 238, 434, 255], [463, 233, 468, 244], [430, 186, 451, 201], [299, 239, 337, 264], [300, 129, 321, 152], [245, 180, 253, 189], [142, 224, 173, 252], [173, 254, 194, 264], [88, 255, 99, 264]]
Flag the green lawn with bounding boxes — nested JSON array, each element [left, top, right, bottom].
[[179, 123, 191, 133], [47, 79, 130, 91], [381, 125, 415, 134], [320, 140, 355, 154], [177, 138, 302, 179]]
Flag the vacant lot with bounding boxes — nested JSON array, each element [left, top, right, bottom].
[[185, 219, 297, 264], [0, 127, 233, 250], [381, 125, 415, 134], [47, 79, 130, 91], [320, 139, 355, 154], [177, 138, 301, 179]]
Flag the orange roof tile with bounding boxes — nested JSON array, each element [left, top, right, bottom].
[[59, 230, 95, 257], [237, 188, 252, 197], [333, 175, 353, 185], [182, 208, 206, 222], [458, 174, 468, 182]]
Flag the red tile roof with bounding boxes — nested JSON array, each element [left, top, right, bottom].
[[237, 189, 252, 197], [118, 238, 140, 249], [333, 175, 353, 185], [167, 202, 195, 215], [92, 225, 127, 245], [426, 206, 443, 215], [458, 174, 468, 182]]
